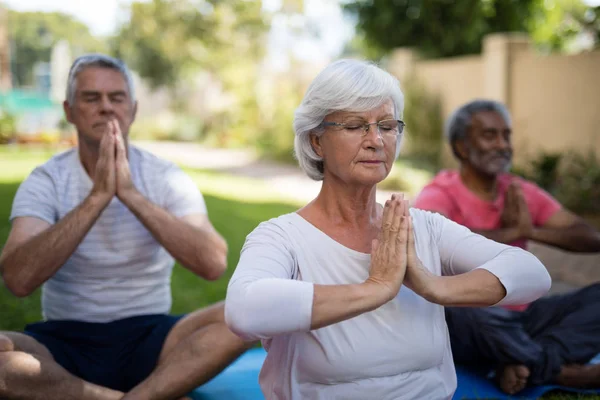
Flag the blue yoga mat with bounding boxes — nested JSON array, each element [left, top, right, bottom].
[[453, 353, 600, 400], [189, 348, 266, 400], [190, 349, 600, 400]]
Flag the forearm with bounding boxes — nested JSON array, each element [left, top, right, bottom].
[[473, 227, 522, 244], [426, 269, 507, 307], [310, 282, 386, 330], [120, 190, 227, 280], [530, 224, 600, 252], [225, 277, 384, 341], [1, 195, 107, 297]]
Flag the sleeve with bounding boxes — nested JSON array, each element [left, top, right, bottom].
[[161, 165, 207, 217], [10, 166, 58, 225], [225, 221, 314, 341], [428, 211, 551, 306], [413, 185, 455, 217], [521, 181, 562, 227]]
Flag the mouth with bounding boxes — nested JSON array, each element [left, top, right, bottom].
[[360, 160, 384, 164]]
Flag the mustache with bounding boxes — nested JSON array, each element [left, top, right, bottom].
[[485, 150, 512, 160]]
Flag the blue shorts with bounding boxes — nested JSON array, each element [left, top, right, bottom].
[[24, 314, 184, 392]]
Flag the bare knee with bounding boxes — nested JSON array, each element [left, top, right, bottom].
[[0, 331, 52, 360], [0, 334, 15, 352], [0, 351, 44, 396]]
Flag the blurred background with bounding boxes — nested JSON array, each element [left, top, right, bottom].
[[1, 0, 599, 341]]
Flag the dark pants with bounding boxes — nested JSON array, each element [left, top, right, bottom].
[[446, 283, 600, 385], [24, 314, 184, 392]]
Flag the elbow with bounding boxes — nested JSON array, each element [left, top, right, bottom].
[[526, 252, 552, 299], [203, 243, 228, 281], [191, 239, 228, 281], [224, 296, 261, 342], [2, 271, 35, 298]]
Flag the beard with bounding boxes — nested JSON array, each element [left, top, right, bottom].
[[467, 147, 512, 177]]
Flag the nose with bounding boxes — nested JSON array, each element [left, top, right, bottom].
[[99, 95, 114, 114], [362, 124, 384, 149], [495, 134, 511, 151]]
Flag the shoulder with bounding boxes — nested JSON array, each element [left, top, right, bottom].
[[129, 145, 178, 173], [24, 148, 78, 185]]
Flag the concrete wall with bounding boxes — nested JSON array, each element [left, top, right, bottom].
[[388, 33, 600, 166]]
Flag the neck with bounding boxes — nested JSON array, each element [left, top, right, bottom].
[[459, 164, 498, 201], [78, 136, 101, 178], [312, 175, 380, 228]]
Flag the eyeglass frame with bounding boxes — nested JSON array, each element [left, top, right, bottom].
[[321, 119, 406, 137]]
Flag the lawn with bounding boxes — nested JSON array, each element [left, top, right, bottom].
[[0, 145, 598, 400], [0, 145, 301, 331]]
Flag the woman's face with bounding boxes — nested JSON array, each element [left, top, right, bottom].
[[311, 100, 398, 187]]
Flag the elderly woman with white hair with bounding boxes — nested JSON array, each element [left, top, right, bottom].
[[224, 59, 551, 400]]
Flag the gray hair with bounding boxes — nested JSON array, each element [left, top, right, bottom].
[[446, 99, 512, 159], [66, 54, 136, 104], [293, 59, 405, 181]]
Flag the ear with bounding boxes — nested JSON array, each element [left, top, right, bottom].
[[132, 101, 138, 122], [310, 133, 323, 158], [63, 101, 74, 124], [455, 139, 469, 160]]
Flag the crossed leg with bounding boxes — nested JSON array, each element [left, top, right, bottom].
[[122, 301, 254, 400], [0, 331, 123, 400], [0, 302, 253, 400]]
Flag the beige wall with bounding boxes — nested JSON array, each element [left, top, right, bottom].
[[510, 50, 600, 162], [388, 34, 600, 166]]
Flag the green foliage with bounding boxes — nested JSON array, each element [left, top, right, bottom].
[[529, 1, 599, 52], [7, 10, 106, 87], [0, 147, 299, 331], [253, 78, 304, 163], [556, 151, 600, 215], [401, 75, 444, 169], [112, 0, 268, 91], [515, 151, 600, 215], [344, 0, 542, 58], [0, 110, 17, 143]]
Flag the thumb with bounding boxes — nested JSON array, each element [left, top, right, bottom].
[[371, 238, 379, 252], [407, 216, 417, 262]]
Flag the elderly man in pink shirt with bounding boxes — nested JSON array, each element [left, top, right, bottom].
[[415, 99, 600, 395]]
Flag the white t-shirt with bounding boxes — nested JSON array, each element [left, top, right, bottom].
[[225, 210, 551, 400], [10, 145, 207, 323]]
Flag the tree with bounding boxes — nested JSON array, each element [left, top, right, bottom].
[[112, 0, 268, 92], [7, 10, 106, 87], [529, 0, 599, 52], [344, 0, 542, 58]]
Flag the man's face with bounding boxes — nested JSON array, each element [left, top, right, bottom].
[[460, 110, 513, 177], [63, 66, 137, 147]]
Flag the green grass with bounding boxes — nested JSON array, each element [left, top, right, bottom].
[[0, 146, 598, 399], [0, 145, 299, 330]]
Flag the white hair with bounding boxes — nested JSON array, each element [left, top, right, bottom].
[[66, 54, 136, 105], [293, 59, 405, 181]]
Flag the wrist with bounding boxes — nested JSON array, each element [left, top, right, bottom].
[[87, 191, 112, 210], [361, 280, 394, 308], [118, 187, 141, 208]]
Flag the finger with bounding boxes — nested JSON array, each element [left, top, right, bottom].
[[381, 198, 395, 243], [407, 213, 415, 251], [397, 201, 409, 245], [113, 119, 123, 138], [371, 238, 379, 255], [99, 129, 114, 162], [390, 195, 403, 243], [115, 125, 127, 162]]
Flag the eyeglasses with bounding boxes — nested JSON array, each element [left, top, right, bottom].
[[321, 119, 405, 138]]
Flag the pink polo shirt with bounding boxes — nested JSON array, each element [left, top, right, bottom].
[[414, 170, 561, 310]]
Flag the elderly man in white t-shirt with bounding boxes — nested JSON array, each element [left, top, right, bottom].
[[0, 54, 249, 400]]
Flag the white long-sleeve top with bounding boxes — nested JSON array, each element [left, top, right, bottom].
[[225, 209, 551, 400]]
